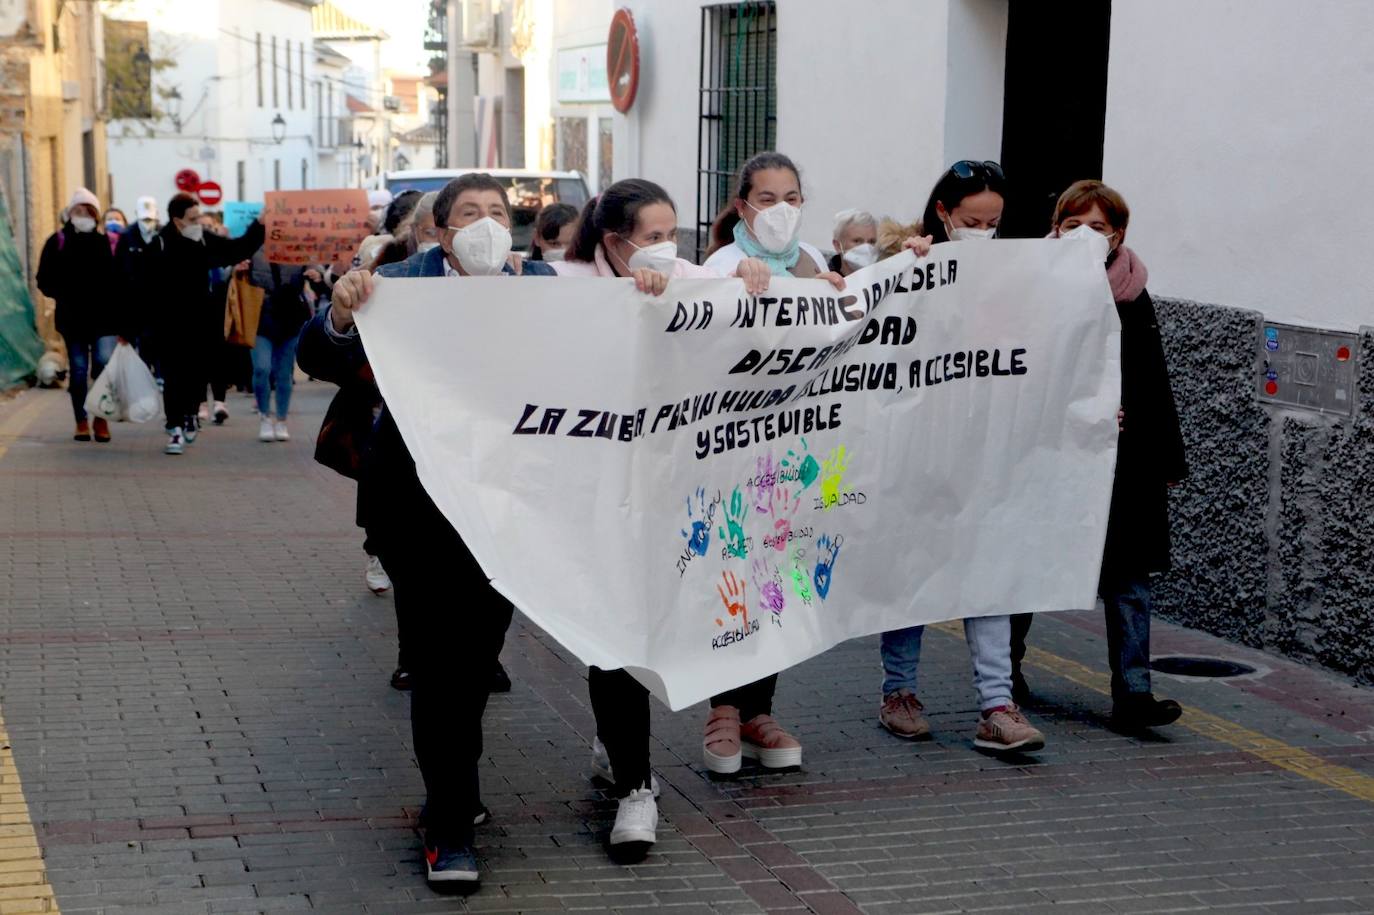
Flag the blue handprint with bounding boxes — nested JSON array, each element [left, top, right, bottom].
[[680, 487, 712, 556], [813, 534, 842, 600]]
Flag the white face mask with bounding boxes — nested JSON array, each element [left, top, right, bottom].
[[745, 201, 803, 254], [179, 222, 204, 242], [70, 215, 97, 233], [417, 241, 440, 254], [138, 220, 158, 242], [623, 239, 678, 275], [541, 246, 566, 262], [841, 243, 878, 269], [945, 219, 996, 242], [1057, 223, 1114, 260], [449, 217, 511, 276]]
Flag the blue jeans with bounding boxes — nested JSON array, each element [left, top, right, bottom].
[[252, 335, 298, 421], [63, 334, 118, 423], [1102, 574, 1153, 698], [880, 615, 1014, 710]]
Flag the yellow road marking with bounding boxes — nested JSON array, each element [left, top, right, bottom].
[[932, 620, 1374, 804], [0, 393, 62, 913]]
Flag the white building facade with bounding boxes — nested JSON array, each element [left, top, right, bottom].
[[103, 0, 321, 217], [449, 0, 1374, 689]]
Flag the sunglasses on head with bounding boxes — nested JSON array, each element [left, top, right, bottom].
[[949, 160, 1005, 181]]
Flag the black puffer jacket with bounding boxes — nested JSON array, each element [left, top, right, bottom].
[[35, 223, 122, 339]]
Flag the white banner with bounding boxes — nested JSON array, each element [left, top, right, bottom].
[[356, 240, 1122, 710]]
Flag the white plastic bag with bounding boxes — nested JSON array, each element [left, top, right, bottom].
[[114, 343, 161, 423], [83, 343, 160, 423], [83, 350, 122, 422]]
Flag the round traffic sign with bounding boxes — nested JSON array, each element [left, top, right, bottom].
[[175, 168, 201, 192], [196, 181, 223, 206], [607, 8, 640, 114]]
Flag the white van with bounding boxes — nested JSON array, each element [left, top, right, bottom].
[[366, 169, 591, 253]]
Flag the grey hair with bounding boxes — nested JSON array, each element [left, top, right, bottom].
[[832, 208, 877, 239]]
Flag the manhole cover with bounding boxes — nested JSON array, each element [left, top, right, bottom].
[[1150, 656, 1256, 678]]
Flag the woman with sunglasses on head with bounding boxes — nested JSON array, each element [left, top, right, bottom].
[[874, 159, 1048, 759], [878, 158, 1005, 255], [1009, 180, 1187, 730]]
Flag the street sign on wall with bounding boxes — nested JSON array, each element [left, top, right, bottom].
[[556, 45, 610, 104]]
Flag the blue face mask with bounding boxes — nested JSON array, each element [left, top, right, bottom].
[[106, 221, 124, 233]]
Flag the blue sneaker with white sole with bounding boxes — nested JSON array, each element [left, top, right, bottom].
[[424, 842, 479, 886]]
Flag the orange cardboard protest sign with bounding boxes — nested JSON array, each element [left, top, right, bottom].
[[264, 190, 370, 267]]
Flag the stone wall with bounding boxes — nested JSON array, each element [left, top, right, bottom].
[[1154, 297, 1374, 683]]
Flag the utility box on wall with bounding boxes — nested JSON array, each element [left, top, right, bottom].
[[1257, 322, 1360, 416]]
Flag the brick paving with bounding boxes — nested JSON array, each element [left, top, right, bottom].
[[1, 381, 1373, 914]]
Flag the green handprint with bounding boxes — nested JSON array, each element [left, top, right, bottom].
[[782, 437, 820, 490], [819, 445, 851, 510], [717, 486, 749, 559], [789, 551, 813, 605]]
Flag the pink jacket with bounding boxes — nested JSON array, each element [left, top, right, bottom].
[[551, 245, 721, 279]]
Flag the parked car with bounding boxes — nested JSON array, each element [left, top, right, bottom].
[[365, 169, 591, 253]]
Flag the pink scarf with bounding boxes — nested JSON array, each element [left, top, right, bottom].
[[1107, 244, 1148, 304]]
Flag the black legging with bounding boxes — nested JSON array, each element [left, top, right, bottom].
[[589, 667, 651, 796]]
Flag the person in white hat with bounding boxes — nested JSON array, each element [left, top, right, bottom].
[[35, 188, 125, 443], [114, 195, 167, 378]]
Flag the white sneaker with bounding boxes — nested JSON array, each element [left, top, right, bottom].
[[609, 788, 657, 848], [212, 401, 229, 424], [259, 416, 275, 442], [591, 737, 660, 797], [197, 403, 209, 422], [273, 419, 290, 442], [164, 428, 184, 455], [365, 555, 392, 594]]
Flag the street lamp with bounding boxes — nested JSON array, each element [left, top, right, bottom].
[[271, 112, 286, 144], [165, 87, 183, 132]]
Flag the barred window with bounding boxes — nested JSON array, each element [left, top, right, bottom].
[[696, 2, 776, 262]]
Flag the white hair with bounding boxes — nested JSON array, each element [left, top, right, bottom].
[[832, 208, 877, 239]]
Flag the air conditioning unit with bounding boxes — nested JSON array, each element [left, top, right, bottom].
[[383, 95, 401, 112], [461, 0, 497, 50]]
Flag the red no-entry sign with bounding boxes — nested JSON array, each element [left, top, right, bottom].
[[196, 181, 223, 206]]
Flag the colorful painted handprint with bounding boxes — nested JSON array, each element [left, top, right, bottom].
[[813, 533, 842, 600], [680, 486, 712, 556], [717, 486, 749, 559], [751, 555, 786, 617], [819, 445, 851, 510], [781, 437, 820, 490], [716, 570, 749, 628]]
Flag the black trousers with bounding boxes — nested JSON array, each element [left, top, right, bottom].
[[370, 486, 511, 848], [710, 675, 778, 720], [160, 347, 203, 431], [588, 667, 650, 796]]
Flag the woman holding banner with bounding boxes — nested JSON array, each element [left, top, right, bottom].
[[693, 153, 866, 780], [1010, 180, 1187, 730], [551, 177, 778, 858], [297, 173, 554, 891], [874, 160, 1049, 756]]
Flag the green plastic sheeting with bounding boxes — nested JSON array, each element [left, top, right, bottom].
[[0, 188, 43, 388]]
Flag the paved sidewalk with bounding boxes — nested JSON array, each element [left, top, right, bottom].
[[1, 382, 1373, 914]]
